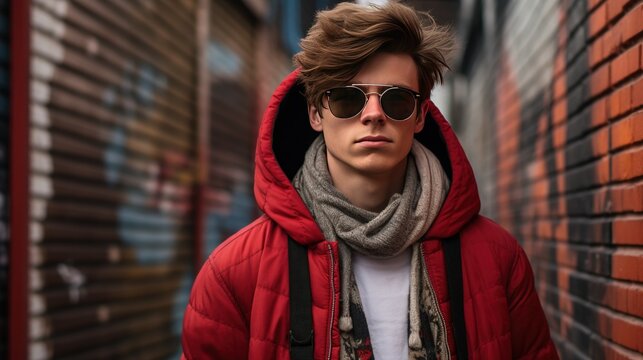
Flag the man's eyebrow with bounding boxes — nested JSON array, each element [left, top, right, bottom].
[[351, 82, 415, 89]]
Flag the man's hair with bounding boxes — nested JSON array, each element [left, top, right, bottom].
[[293, 1, 455, 113]]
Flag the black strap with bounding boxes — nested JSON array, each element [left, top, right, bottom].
[[288, 236, 314, 360], [443, 234, 468, 360]]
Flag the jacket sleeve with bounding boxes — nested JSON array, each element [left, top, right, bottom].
[[506, 241, 559, 359], [181, 257, 249, 359]]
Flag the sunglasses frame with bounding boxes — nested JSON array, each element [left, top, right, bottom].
[[324, 83, 421, 121]]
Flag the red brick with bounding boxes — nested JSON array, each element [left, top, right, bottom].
[[589, 37, 604, 68], [593, 186, 610, 213], [610, 44, 641, 85], [611, 181, 643, 213], [554, 218, 568, 241], [588, 0, 603, 11], [556, 265, 569, 290], [590, 3, 608, 37], [556, 244, 577, 268], [591, 63, 610, 95], [625, 286, 643, 318], [610, 312, 643, 352], [607, 0, 627, 22], [529, 157, 545, 181], [553, 99, 567, 125], [620, 83, 633, 114], [555, 148, 565, 171], [554, 51, 566, 76], [537, 113, 548, 136], [604, 283, 619, 313], [597, 156, 611, 185], [554, 76, 566, 100], [612, 249, 641, 280], [633, 76, 643, 108], [607, 282, 638, 312], [611, 145, 643, 181], [537, 217, 552, 237], [592, 97, 608, 127], [621, 4, 643, 44], [597, 310, 610, 338], [532, 179, 548, 199], [553, 124, 566, 148], [611, 111, 643, 150], [593, 126, 610, 156], [613, 216, 643, 245], [605, 28, 622, 61], [609, 85, 632, 118], [604, 339, 643, 359], [628, 287, 643, 317]]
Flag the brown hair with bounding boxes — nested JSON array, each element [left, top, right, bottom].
[[293, 1, 455, 114]]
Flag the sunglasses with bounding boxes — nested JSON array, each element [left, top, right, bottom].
[[325, 84, 421, 121]]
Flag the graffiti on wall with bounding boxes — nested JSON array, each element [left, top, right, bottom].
[[30, 0, 196, 357]]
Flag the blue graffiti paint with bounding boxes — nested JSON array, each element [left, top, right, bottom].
[[204, 183, 254, 258], [102, 62, 192, 359], [282, 0, 302, 55], [170, 270, 193, 359], [102, 63, 178, 265], [207, 41, 242, 76], [172, 271, 192, 335], [136, 63, 166, 106], [117, 206, 179, 263], [104, 128, 125, 185]]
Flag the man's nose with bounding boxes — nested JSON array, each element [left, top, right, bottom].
[[360, 94, 386, 124]]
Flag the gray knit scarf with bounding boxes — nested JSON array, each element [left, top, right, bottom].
[[293, 135, 450, 358]]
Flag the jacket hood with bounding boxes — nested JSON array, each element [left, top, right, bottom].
[[254, 69, 480, 246]]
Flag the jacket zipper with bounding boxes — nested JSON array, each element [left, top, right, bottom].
[[420, 245, 451, 360], [326, 243, 336, 360]]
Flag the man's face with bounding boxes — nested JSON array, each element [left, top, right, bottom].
[[308, 52, 425, 178]]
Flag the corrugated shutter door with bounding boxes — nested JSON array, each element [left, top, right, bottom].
[[204, 0, 258, 254], [255, 27, 292, 126], [0, 0, 8, 356], [29, 0, 196, 358]]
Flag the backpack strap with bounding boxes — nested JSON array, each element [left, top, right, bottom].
[[288, 236, 314, 360], [443, 234, 468, 360]]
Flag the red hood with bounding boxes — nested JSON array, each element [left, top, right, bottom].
[[254, 69, 480, 246]]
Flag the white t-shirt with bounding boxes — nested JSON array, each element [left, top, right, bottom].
[[353, 249, 412, 360]]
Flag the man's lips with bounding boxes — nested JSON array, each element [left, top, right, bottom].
[[355, 135, 392, 143]]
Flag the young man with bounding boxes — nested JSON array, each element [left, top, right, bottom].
[[182, 2, 558, 359]]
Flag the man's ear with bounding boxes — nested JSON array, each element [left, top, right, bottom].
[[414, 100, 429, 133], [308, 104, 323, 132]]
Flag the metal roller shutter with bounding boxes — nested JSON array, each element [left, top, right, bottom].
[[204, 0, 258, 254], [29, 0, 196, 358], [0, 0, 8, 356]]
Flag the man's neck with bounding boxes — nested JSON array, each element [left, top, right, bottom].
[[327, 156, 408, 212]]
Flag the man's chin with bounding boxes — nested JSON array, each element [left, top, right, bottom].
[[351, 161, 406, 177], [328, 152, 408, 178]]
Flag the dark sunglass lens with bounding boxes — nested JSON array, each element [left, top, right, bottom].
[[328, 87, 364, 118], [381, 89, 415, 120]]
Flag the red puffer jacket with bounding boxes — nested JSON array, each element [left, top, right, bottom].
[[181, 70, 559, 360]]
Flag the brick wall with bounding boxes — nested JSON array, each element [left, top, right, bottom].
[[451, 0, 642, 357]]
